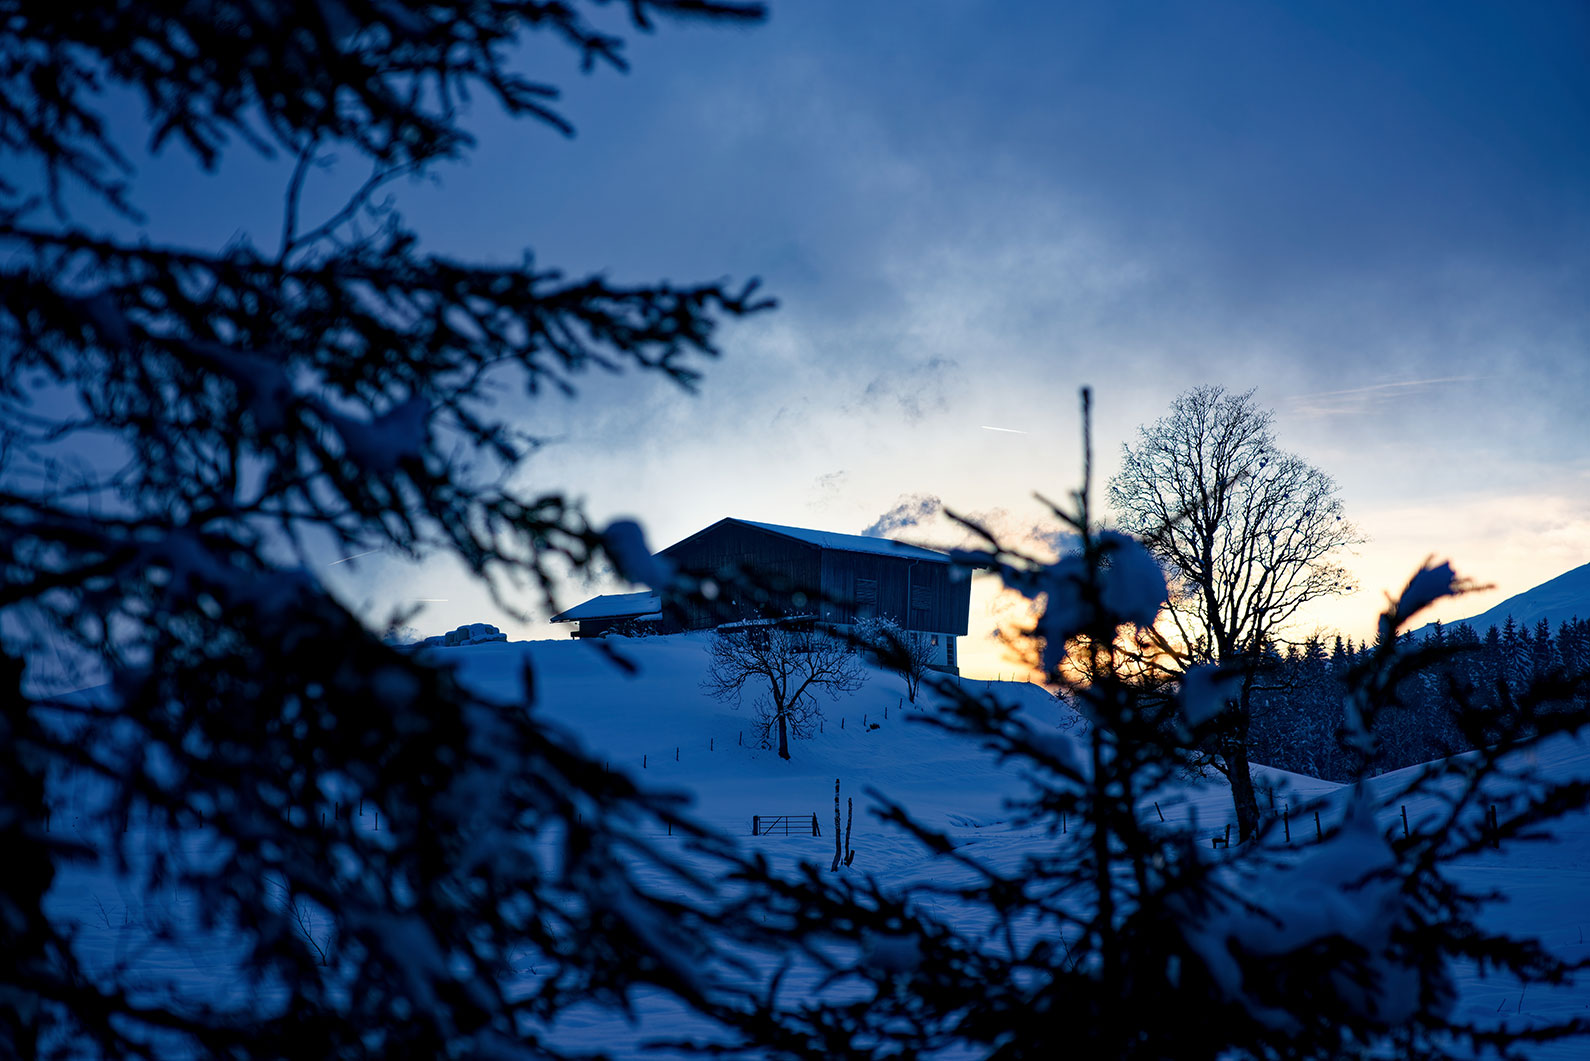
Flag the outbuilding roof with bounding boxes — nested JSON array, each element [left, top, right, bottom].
[[549, 591, 661, 623]]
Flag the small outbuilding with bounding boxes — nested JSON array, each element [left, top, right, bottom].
[[549, 590, 662, 639]]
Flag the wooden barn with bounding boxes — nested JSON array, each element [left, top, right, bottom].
[[549, 517, 971, 673]]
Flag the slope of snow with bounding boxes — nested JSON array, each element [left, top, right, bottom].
[[40, 632, 1590, 1057]]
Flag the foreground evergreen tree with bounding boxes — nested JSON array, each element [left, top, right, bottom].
[[0, 3, 772, 1057], [702, 392, 1590, 1061]]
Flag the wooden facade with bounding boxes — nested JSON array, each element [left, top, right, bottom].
[[658, 519, 970, 639]]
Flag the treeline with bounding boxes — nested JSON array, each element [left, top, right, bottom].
[[1250, 615, 1590, 781]]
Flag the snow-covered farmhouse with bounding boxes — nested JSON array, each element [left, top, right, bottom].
[[551, 518, 971, 673]]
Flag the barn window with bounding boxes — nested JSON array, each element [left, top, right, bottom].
[[855, 578, 878, 619], [910, 585, 933, 611]]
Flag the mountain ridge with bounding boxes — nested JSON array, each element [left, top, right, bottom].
[[1416, 562, 1590, 639]]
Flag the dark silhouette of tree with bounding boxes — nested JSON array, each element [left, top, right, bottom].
[[716, 392, 1590, 1061], [1, 3, 774, 1057], [1107, 386, 1362, 841], [702, 624, 864, 759]]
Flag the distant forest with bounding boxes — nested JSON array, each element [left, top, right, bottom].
[[1251, 616, 1590, 781]]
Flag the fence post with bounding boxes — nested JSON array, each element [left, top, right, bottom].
[[1154, 801, 1164, 822], [1314, 810, 1322, 841], [832, 779, 842, 871], [1401, 804, 1409, 838], [1283, 807, 1290, 844]]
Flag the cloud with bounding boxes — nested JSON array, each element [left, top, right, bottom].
[[957, 508, 1077, 563], [851, 357, 960, 424], [862, 494, 942, 538], [1284, 377, 1483, 418], [809, 469, 848, 509]]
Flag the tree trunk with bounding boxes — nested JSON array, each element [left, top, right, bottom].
[[1, 652, 47, 1058], [1227, 691, 1260, 841], [777, 705, 790, 760], [1227, 737, 1260, 841]]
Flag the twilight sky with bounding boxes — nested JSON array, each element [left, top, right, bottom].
[[119, 1, 1589, 677]]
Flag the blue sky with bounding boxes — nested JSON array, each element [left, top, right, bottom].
[[109, 1, 1589, 675]]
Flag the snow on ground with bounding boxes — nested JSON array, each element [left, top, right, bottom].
[[42, 632, 1590, 1057]]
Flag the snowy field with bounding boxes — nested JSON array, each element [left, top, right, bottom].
[[44, 633, 1590, 1057]]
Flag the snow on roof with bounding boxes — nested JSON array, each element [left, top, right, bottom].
[[550, 591, 661, 623], [733, 520, 951, 563]]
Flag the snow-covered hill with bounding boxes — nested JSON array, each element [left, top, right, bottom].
[[1416, 561, 1590, 638], [43, 633, 1590, 1057]]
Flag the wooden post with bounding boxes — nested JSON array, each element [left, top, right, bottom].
[[1154, 801, 1164, 822], [1283, 807, 1290, 844], [710, 737, 714, 751], [643, 754, 647, 769], [675, 746, 679, 761], [753, 815, 760, 836], [811, 813, 819, 837], [1223, 823, 1231, 847], [1401, 805, 1409, 838], [1314, 810, 1322, 841], [844, 798, 855, 867], [832, 779, 841, 871]]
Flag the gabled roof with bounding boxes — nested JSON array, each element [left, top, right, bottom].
[[550, 591, 661, 623], [661, 518, 951, 563]]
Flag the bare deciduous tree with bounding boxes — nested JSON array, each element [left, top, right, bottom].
[[703, 624, 863, 760], [854, 616, 934, 703], [1107, 386, 1362, 840]]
